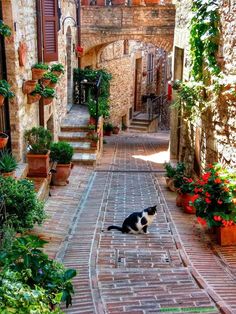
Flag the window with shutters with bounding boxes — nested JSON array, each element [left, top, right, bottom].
[[41, 0, 58, 62]]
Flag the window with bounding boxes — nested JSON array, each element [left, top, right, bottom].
[[41, 0, 58, 62], [147, 53, 154, 84]]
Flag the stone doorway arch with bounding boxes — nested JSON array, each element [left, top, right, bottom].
[[66, 26, 73, 111]]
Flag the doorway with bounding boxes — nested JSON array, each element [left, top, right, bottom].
[[134, 58, 142, 112], [66, 26, 73, 111]]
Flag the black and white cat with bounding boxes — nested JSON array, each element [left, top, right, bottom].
[[107, 205, 157, 234]]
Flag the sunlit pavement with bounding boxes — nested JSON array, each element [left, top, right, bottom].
[[37, 131, 236, 314]]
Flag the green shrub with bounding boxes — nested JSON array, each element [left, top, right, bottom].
[[50, 142, 74, 164], [0, 235, 77, 308], [43, 72, 59, 84], [0, 270, 62, 313], [51, 63, 65, 74], [24, 126, 52, 154], [0, 177, 45, 232], [40, 87, 56, 98], [32, 63, 49, 70], [0, 79, 15, 98]]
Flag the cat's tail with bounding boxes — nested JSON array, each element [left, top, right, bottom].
[[107, 225, 123, 232]]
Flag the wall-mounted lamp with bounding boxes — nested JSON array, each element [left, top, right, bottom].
[[62, 16, 78, 34]]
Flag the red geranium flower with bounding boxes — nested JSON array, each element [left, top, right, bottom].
[[202, 172, 211, 181], [214, 178, 222, 184], [217, 200, 223, 205], [197, 217, 207, 226], [205, 198, 211, 204]]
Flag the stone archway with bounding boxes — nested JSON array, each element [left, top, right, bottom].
[[66, 26, 73, 111]]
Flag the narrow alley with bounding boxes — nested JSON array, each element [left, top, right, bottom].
[[37, 130, 236, 314]]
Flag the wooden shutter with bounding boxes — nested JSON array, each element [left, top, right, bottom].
[[41, 0, 58, 62]]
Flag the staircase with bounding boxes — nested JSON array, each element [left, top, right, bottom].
[[58, 106, 99, 166], [129, 112, 158, 133], [129, 118, 150, 132]]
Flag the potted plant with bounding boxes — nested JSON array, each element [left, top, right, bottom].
[[24, 126, 52, 177], [113, 126, 120, 134], [50, 63, 65, 77], [87, 124, 96, 136], [40, 87, 56, 105], [193, 163, 236, 245], [103, 122, 113, 136], [31, 63, 49, 80], [0, 132, 9, 149], [0, 80, 15, 106], [42, 72, 59, 88], [88, 133, 99, 148], [0, 20, 11, 37], [22, 80, 38, 94], [176, 176, 197, 214], [0, 150, 18, 178], [50, 141, 74, 186], [164, 162, 177, 191], [27, 83, 42, 104]]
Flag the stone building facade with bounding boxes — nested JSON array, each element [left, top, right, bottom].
[[1, 0, 78, 161], [170, 0, 236, 173]]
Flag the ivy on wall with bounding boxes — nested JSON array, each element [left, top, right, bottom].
[[0, 20, 11, 37]]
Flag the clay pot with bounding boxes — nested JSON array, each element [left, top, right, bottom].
[[216, 225, 236, 246], [52, 70, 62, 77], [91, 141, 98, 148], [0, 94, 5, 106], [181, 193, 197, 214], [27, 151, 50, 178], [32, 68, 47, 80], [176, 193, 183, 207], [42, 97, 53, 106], [165, 177, 175, 192], [89, 116, 96, 125], [51, 163, 73, 186], [22, 80, 37, 94], [18, 41, 28, 67], [104, 130, 112, 136], [48, 82, 57, 89], [27, 93, 41, 104], [41, 78, 51, 87], [1, 170, 16, 178], [0, 133, 9, 149], [113, 126, 120, 134]]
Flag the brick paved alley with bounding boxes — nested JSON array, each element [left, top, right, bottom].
[[38, 132, 236, 314]]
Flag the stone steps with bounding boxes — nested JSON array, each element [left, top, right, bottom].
[[72, 152, 97, 165], [68, 141, 96, 153], [58, 131, 89, 142]]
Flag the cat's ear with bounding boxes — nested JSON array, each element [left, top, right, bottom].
[[152, 205, 157, 211]]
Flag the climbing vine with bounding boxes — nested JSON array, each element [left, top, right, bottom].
[[174, 0, 223, 120]]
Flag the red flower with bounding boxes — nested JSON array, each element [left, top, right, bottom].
[[202, 172, 211, 181], [217, 200, 223, 205], [205, 198, 211, 204], [205, 192, 211, 198], [197, 217, 207, 226], [214, 178, 222, 184]]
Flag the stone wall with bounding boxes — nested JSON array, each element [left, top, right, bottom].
[[2, 0, 78, 160], [171, 0, 236, 171]]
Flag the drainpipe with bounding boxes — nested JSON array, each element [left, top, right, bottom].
[[76, 0, 81, 68]]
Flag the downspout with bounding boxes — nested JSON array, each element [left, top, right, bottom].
[[76, 0, 81, 68], [36, 0, 44, 126]]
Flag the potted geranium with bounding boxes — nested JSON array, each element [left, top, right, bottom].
[[194, 163, 236, 245], [31, 63, 49, 80], [24, 126, 52, 177], [50, 141, 74, 186], [164, 162, 177, 192], [50, 63, 65, 77], [42, 72, 59, 88], [40, 87, 56, 105], [103, 122, 113, 136], [176, 176, 197, 214], [27, 83, 42, 104]]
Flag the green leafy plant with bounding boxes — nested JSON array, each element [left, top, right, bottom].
[[0, 177, 45, 232], [50, 142, 74, 164], [0, 269, 63, 313], [29, 83, 43, 96], [51, 63, 65, 74], [103, 122, 113, 132], [43, 72, 59, 84], [0, 235, 77, 308], [0, 150, 18, 173], [0, 20, 11, 37], [40, 87, 56, 98], [194, 163, 236, 228], [0, 79, 15, 98], [32, 63, 49, 70], [88, 133, 99, 142], [164, 162, 177, 178], [24, 126, 52, 154]]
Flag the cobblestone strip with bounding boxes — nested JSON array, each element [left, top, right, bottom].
[[155, 175, 234, 314], [96, 172, 218, 314], [62, 171, 112, 314]]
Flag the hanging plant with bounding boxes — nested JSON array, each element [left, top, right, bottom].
[[0, 19, 11, 37]]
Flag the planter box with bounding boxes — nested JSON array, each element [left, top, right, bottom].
[[27, 151, 50, 178], [216, 225, 236, 246]]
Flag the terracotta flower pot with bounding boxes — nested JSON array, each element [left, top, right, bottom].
[[27, 93, 41, 104], [48, 82, 57, 89], [52, 70, 62, 77], [51, 163, 73, 186], [216, 225, 236, 246], [104, 130, 112, 136], [0, 94, 5, 106], [181, 193, 197, 214], [91, 141, 98, 148], [27, 151, 50, 178], [165, 177, 175, 192], [113, 126, 120, 134], [41, 78, 51, 87], [176, 193, 183, 207], [42, 97, 53, 105], [22, 80, 37, 94], [0, 133, 9, 149], [32, 68, 47, 80], [1, 170, 16, 178]]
